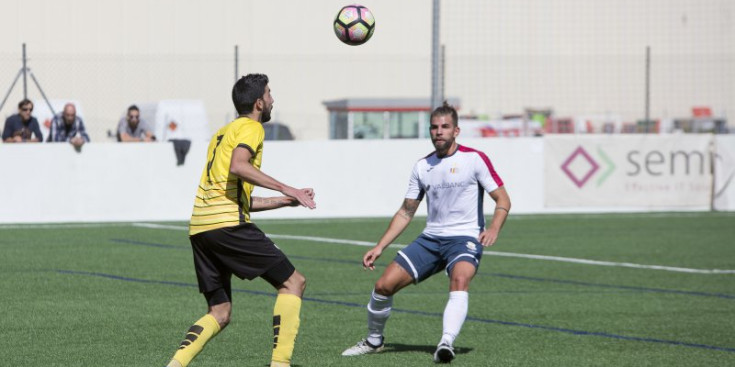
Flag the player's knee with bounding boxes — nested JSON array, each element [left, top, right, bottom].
[[449, 277, 471, 291], [283, 270, 306, 295], [449, 261, 476, 291], [374, 279, 396, 297], [449, 271, 474, 291], [294, 272, 306, 293]]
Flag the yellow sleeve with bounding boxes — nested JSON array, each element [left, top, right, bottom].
[[230, 120, 264, 157]]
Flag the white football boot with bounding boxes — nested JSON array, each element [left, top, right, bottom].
[[341, 337, 385, 356]]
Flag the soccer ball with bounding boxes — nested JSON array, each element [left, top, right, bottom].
[[333, 5, 375, 46]]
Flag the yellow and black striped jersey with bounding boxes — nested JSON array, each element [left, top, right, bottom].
[[189, 117, 264, 236]]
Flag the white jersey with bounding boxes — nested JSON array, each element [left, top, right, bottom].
[[405, 145, 504, 238]]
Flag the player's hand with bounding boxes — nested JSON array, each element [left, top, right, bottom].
[[302, 188, 315, 200], [71, 136, 84, 148], [284, 196, 299, 207], [362, 247, 383, 270], [283, 187, 316, 209], [284, 189, 314, 207], [478, 229, 499, 247]]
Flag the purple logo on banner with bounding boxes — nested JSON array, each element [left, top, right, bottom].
[[561, 146, 600, 188]]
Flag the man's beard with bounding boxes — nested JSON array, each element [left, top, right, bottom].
[[262, 106, 272, 122], [432, 138, 454, 156], [433, 138, 449, 150]]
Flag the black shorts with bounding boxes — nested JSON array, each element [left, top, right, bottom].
[[190, 223, 295, 299]]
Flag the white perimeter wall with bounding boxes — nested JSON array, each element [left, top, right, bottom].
[[1, 136, 731, 224], [714, 135, 735, 211]]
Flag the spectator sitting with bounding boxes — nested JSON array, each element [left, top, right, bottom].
[[2, 99, 42, 143], [48, 103, 90, 149], [117, 104, 155, 142]]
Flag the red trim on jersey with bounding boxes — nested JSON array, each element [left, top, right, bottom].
[[458, 145, 504, 187]]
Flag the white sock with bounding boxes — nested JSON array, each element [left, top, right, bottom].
[[440, 291, 468, 346], [366, 289, 392, 346]]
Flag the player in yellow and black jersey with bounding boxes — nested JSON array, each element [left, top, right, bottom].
[[165, 74, 316, 367], [189, 103, 267, 234]]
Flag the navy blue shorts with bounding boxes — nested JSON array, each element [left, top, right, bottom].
[[394, 234, 483, 283]]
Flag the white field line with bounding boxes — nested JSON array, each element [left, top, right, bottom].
[[0, 223, 135, 229], [483, 251, 735, 274], [131, 223, 190, 231], [129, 222, 735, 275]]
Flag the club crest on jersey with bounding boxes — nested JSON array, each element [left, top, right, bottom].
[[466, 241, 477, 252], [450, 164, 459, 174]]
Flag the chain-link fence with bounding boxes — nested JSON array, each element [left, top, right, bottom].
[[1, 0, 732, 142], [0, 51, 236, 142], [440, 0, 734, 135]]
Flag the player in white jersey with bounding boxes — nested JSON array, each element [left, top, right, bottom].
[[342, 102, 511, 363]]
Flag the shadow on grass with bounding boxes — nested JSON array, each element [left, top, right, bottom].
[[384, 343, 473, 356]]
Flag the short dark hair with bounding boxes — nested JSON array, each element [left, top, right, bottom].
[[232, 74, 269, 115], [127, 105, 139, 113], [18, 99, 32, 109], [430, 101, 458, 127]]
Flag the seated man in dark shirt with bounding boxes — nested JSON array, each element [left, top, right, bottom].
[[2, 99, 42, 143]]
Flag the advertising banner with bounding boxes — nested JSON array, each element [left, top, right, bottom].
[[545, 135, 712, 208], [714, 135, 735, 211]]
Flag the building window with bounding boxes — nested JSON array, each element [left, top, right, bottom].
[[421, 112, 430, 138], [353, 112, 384, 139], [324, 98, 459, 140], [330, 111, 348, 139], [389, 112, 419, 139]]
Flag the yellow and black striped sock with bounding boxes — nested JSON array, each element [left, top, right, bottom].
[[271, 294, 302, 366], [167, 314, 221, 367]]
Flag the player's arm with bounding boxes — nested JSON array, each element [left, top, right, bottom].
[[142, 130, 156, 142], [32, 122, 43, 142], [250, 190, 315, 212], [121, 134, 150, 142], [378, 198, 421, 249], [2, 120, 24, 142], [119, 131, 139, 142], [4, 134, 22, 143], [78, 119, 91, 142], [363, 198, 420, 269], [230, 146, 316, 209], [479, 186, 511, 247]]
